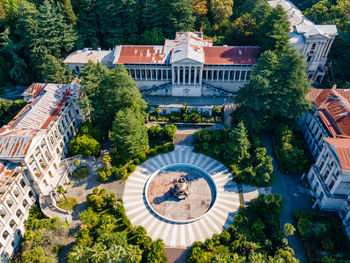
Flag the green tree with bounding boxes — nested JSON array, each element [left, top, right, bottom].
[[67, 243, 89, 263], [39, 54, 73, 83], [256, 5, 290, 53], [110, 107, 149, 162], [209, 0, 233, 25], [284, 223, 296, 236], [69, 134, 101, 157], [226, 13, 258, 45], [140, 28, 164, 45], [234, 49, 312, 132], [224, 122, 250, 163]]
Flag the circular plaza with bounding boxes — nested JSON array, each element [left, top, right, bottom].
[[123, 145, 240, 247]]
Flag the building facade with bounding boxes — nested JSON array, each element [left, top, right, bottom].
[[0, 83, 83, 261], [268, 0, 338, 84], [300, 88, 350, 238], [64, 32, 260, 97]]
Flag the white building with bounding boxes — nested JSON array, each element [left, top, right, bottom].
[[64, 32, 260, 97], [300, 88, 350, 239], [0, 83, 83, 261], [269, 0, 338, 84]]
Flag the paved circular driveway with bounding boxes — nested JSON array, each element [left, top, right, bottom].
[[123, 146, 240, 248]]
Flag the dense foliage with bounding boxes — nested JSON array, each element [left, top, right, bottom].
[[273, 124, 310, 173], [294, 209, 350, 263], [67, 188, 167, 263], [12, 205, 69, 262], [234, 48, 312, 132], [188, 194, 299, 262], [148, 124, 177, 148], [194, 123, 275, 187], [69, 134, 101, 157], [0, 98, 26, 126]]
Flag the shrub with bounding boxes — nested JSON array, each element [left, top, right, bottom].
[[167, 143, 175, 151], [133, 158, 140, 165], [127, 164, 136, 173], [161, 145, 169, 153], [79, 121, 104, 142], [113, 167, 128, 179], [149, 148, 157, 156], [69, 134, 101, 157], [57, 196, 78, 211], [72, 167, 89, 179], [97, 166, 113, 182], [139, 152, 147, 162]]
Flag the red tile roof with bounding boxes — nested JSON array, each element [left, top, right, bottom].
[[203, 46, 260, 65], [324, 138, 350, 172], [114, 46, 170, 64], [307, 89, 350, 137]]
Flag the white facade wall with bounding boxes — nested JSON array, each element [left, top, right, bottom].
[[0, 173, 36, 262]]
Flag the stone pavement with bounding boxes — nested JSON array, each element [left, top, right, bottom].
[[123, 145, 240, 247], [262, 133, 313, 263]]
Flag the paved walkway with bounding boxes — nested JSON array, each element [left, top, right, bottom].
[[123, 145, 240, 247], [262, 133, 312, 263]]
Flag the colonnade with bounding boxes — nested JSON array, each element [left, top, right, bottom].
[[171, 66, 202, 85], [127, 68, 172, 81], [202, 69, 251, 82]]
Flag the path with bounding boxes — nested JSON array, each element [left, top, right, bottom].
[[262, 133, 312, 263]]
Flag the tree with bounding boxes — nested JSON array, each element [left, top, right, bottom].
[[56, 185, 67, 201], [224, 122, 250, 163], [171, 0, 196, 32], [284, 223, 296, 236], [69, 134, 101, 157], [209, 0, 233, 25], [140, 29, 164, 45], [256, 5, 290, 53], [67, 243, 89, 263], [39, 54, 73, 83], [234, 48, 312, 132], [110, 107, 149, 162], [102, 155, 111, 165], [73, 158, 80, 166], [192, 0, 208, 16], [226, 13, 258, 45]]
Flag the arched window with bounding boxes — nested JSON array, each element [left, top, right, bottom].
[[22, 199, 29, 208], [9, 220, 16, 229], [3, 231, 9, 240]]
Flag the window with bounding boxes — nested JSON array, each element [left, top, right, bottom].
[[6, 199, 13, 208], [307, 56, 312, 62], [323, 170, 329, 181], [29, 190, 34, 199], [16, 209, 23, 219], [20, 179, 26, 188], [3, 231, 9, 240], [319, 161, 325, 171], [329, 179, 335, 191], [310, 43, 316, 52], [22, 199, 28, 208], [0, 210, 6, 219], [75, 66, 80, 73], [9, 220, 16, 229]]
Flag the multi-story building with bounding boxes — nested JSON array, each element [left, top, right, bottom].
[[64, 32, 260, 97], [300, 88, 350, 238], [0, 83, 83, 261], [268, 0, 338, 84]]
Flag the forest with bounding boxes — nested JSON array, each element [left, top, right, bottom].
[[1, 0, 348, 92]]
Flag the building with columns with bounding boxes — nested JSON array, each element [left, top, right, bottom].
[[64, 32, 260, 97], [268, 0, 338, 84], [300, 88, 350, 239], [0, 83, 83, 261]]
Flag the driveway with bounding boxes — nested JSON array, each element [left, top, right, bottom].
[[262, 133, 312, 263]]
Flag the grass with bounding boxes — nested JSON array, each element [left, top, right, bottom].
[[57, 196, 78, 211], [72, 166, 89, 179]]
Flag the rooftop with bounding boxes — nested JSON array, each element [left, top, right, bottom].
[[268, 0, 337, 42], [65, 32, 260, 66], [307, 89, 350, 138], [0, 83, 81, 160], [324, 138, 350, 172]]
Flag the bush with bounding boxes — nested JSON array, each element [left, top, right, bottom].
[[161, 144, 169, 153], [69, 134, 101, 157], [133, 158, 140, 165], [149, 148, 157, 156], [113, 167, 128, 179], [168, 143, 175, 151], [139, 152, 147, 162], [127, 164, 136, 173], [97, 166, 113, 182], [57, 196, 78, 211], [72, 167, 89, 179], [79, 121, 104, 142]]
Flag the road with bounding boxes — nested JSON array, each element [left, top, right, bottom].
[[262, 133, 313, 263]]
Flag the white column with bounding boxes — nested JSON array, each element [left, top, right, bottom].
[[238, 71, 242, 81], [199, 68, 202, 85], [211, 70, 214, 81], [244, 71, 248, 81], [216, 70, 219, 81], [183, 67, 185, 84], [139, 70, 142, 80], [145, 70, 147, 81], [43, 137, 54, 157], [39, 146, 49, 167], [189, 67, 192, 85], [155, 69, 158, 80], [177, 68, 180, 84], [325, 38, 334, 58], [172, 68, 175, 85], [33, 154, 44, 175], [194, 67, 197, 85], [9, 191, 19, 204], [161, 69, 164, 80]]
